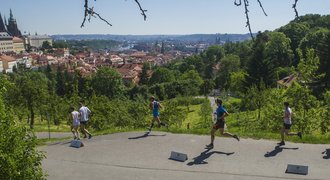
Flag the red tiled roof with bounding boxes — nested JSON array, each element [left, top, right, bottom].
[[0, 55, 16, 62]]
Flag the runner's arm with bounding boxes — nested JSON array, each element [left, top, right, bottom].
[[219, 111, 229, 119]]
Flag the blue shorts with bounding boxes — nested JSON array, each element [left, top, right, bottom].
[[153, 111, 159, 117]]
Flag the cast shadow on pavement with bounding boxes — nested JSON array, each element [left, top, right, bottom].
[[128, 132, 166, 140], [264, 145, 299, 157], [187, 148, 234, 166], [322, 149, 330, 159], [47, 140, 72, 146]]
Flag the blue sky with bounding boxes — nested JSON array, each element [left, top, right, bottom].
[[1, 0, 329, 35]]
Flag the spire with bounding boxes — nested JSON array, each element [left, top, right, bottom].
[[9, 9, 13, 20], [0, 13, 7, 32], [6, 9, 21, 37], [4, 15, 7, 26]]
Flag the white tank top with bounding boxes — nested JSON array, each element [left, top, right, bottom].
[[283, 107, 292, 124], [72, 111, 80, 126]]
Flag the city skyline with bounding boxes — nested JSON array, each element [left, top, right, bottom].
[[1, 0, 330, 35]]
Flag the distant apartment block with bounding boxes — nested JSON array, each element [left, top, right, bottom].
[[24, 34, 52, 49], [0, 32, 13, 53], [13, 36, 24, 53]]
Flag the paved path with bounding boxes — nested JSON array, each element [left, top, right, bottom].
[[41, 132, 330, 180]]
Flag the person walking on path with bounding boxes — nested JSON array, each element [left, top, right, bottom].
[[79, 101, 92, 139], [278, 102, 302, 146], [206, 98, 239, 149], [70, 107, 80, 140], [147, 96, 168, 132]]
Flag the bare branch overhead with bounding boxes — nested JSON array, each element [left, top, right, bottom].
[[81, 0, 147, 28], [79, 0, 300, 41], [292, 0, 299, 18]]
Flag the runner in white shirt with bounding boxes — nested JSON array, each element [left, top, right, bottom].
[[278, 102, 302, 146], [79, 101, 92, 139], [70, 107, 80, 140]]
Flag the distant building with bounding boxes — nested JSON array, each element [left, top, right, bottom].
[[54, 48, 70, 57], [110, 54, 124, 64], [0, 54, 16, 73], [0, 32, 13, 53], [277, 74, 297, 88], [16, 56, 32, 69], [12, 36, 24, 53], [6, 9, 22, 37], [24, 34, 53, 49], [0, 13, 14, 53], [0, 13, 6, 32]]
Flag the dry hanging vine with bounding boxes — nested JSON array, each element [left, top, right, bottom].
[[234, 0, 299, 40], [81, 0, 299, 41], [81, 0, 147, 28]]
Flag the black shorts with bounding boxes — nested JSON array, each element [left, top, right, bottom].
[[81, 121, 88, 126], [283, 123, 291, 130], [213, 120, 225, 129]]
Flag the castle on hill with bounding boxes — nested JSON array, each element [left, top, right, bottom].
[[0, 9, 52, 53]]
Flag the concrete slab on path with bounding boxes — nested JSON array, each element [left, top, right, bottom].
[[41, 131, 330, 180]]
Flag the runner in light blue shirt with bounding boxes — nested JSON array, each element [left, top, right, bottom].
[[147, 96, 168, 132]]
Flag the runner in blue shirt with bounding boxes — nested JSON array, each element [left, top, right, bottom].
[[206, 98, 240, 149], [147, 96, 168, 132]]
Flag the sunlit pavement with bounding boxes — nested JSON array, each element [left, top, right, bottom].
[[41, 131, 330, 180]]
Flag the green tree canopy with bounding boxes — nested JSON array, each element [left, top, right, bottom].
[[91, 67, 125, 98]]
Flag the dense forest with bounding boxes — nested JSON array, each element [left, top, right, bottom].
[[0, 14, 329, 178]]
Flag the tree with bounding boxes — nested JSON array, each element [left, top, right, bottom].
[[199, 99, 212, 128], [139, 62, 150, 85], [297, 48, 323, 85], [0, 92, 45, 179], [180, 69, 204, 87], [202, 45, 224, 79], [285, 82, 319, 134], [246, 32, 274, 86], [278, 22, 309, 65], [265, 32, 293, 68], [299, 28, 330, 88], [215, 54, 241, 90], [229, 70, 247, 96], [55, 66, 66, 96], [41, 41, 52, 50], [91, 67, 125, 98], [11, 72, 49, 129], [149, 67, 175, 84], [320, 91, 330, 134]]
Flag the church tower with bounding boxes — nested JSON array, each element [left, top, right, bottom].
[[0, 13, 7, 32], [6, 9, 22, 37]]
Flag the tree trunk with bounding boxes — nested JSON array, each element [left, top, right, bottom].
[[30, 107, 34, 129]]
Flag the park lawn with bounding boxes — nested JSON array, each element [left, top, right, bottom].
[[181, 104, 203, 129], [21, 115, 70, 132], [32, 121, 70, 132]]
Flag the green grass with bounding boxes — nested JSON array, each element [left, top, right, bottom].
[[31, 122, 70, 132], [182, 104, 203, 128]]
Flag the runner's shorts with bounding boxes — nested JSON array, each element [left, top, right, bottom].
[[213, 120, 225, 129], [81, 121, 88, 125], [283, 123, 292, 130]]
